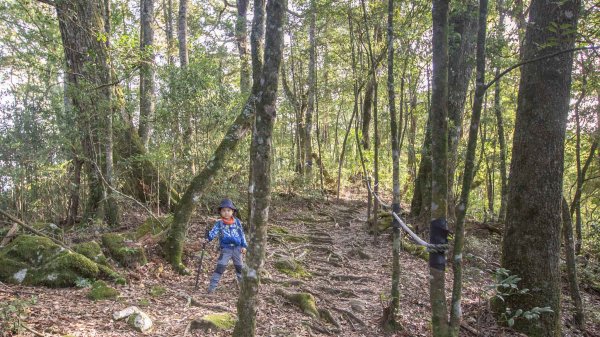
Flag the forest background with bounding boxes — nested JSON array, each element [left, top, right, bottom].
[[0, 0, 599, 336]]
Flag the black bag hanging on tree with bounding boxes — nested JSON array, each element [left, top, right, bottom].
[[429, 218, 449, 271]]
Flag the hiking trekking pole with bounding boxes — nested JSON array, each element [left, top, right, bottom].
[[194, 229, 210, 290]]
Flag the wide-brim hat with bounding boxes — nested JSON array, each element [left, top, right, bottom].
[[218, 198, 237, 212]]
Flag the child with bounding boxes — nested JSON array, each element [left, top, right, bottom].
[[205, 198, 248, 293]]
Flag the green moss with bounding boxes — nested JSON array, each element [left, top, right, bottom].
[[269, 226, 289, 235], [0, 235, 105, 288], [97, 264, 126, 285], [149, 285, 166, 297], [200, 313, 237, 330], [274, 258, 311, 278], [138, 298, 151, 307], [73, 241, 108, 265], [87, 280, 119, 301], [39, 251, 99, 287], [135, 215, 172, 240], [101, 233, 147, 268], [288, 292, 319, 318], [401, 238, 429, 261]]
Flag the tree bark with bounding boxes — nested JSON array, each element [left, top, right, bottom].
[[383, 0, 401, 330], [164, 0, 266, 273], [233, 0, 286, 335], [139, 0, 155, 149], [450, 0, 487, 334], [177, 0, 188, 67], [55, 0, 119, 224], [430, 0, 450, 336], [499, 0, 580, 335], [163, 0, 175, 65], [304, 0, 316, 173], [447, 0, 478, 222], [236, 0, 251, 93]]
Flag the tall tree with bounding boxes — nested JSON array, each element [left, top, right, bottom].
[[305, 0, 316, 173], [164, 0, 266, 273], [411, 1, 478, 220], [52, 0, 120, 225], [450, 0, 487, 334], [493, 0, 508, 221], [235, 0, 251, 93], [499, 0, 580, 335], [177, 0, 188, 67], [429, 0, 450, 336], [233, 0, 286, 333], [382, 0, 401, 330], [139, 0, 155, 149]]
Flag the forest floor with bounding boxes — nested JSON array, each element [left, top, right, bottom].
[[1, 193, 600, 336]]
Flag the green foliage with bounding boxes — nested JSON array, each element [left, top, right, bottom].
[[486, 268, 553, 328], [149, 285, 166, 297]]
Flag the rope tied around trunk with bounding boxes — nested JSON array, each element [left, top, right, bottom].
[[365, 178, 449, 254]]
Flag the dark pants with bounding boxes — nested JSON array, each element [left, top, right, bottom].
[[208, 246, 243, 291]]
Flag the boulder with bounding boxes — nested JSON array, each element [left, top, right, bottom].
[[0, 235, 99, 287], [113, 306, 153, 333]]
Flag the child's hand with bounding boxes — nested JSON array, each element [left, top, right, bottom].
[[241, 248, 247, 255]]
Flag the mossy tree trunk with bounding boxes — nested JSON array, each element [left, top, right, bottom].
[[383, 0, 401, 330], [429, 0, 450, 336], [499, 0, 580, 335], [164, 0, 266, 273], [233, 0, 286, 335], [55, 0, 119, 225], [449, 0, 487, 335]]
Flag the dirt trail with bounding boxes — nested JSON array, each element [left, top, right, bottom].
[[1, 195, 598, 336]]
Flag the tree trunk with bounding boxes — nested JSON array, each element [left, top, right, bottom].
[[164, 0, 266, 273], [383, 0, 401, 330], [65, 156, 83, 227], [446, 0, 478, 222], [233, 0, 286, 335], [499, 0, 580, 335], [304, 0, 316, 174], [450, 0, 487, 334], [139, 0, 155, 149], [361, 77, 375, 149], [430, 0, 450, 336], [163, 0, 175, 65], [236, 0, 250, 93], [177, 0, 188, 67], [562, 197, 585, 329], [412, 3, 477, 222], [55, 0, 119, 224]]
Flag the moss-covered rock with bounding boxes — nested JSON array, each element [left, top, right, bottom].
[[277, 289, 319, 318], [73, 241, 108, 265], [274, 258, 311, 278], [87, 280, 119, 301], [135, 215, 172, 240], [102, 233, 147, 268], [0, 235, 101, 287], [191, 313, 237, 331]]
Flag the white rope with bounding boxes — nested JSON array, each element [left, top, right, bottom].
[[364, 177, 448, 253]]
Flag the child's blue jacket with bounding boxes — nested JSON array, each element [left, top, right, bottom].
[[207, 218, 248, 248]]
